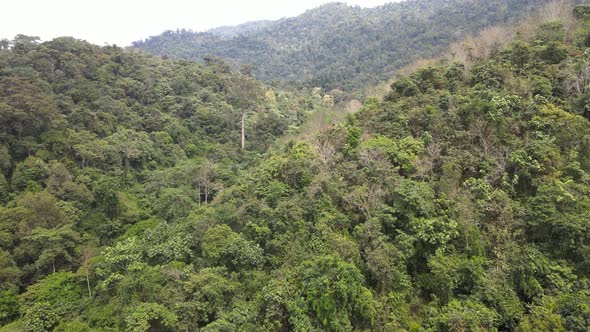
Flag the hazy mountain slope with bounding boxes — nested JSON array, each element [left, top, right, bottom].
[[207, 20, 275, 38], [133, 0, 561, 90]]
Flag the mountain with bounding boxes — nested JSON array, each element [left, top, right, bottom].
[[207, 20, 275, 38], [2, 3, 590, 331], [133, 0, 560, 91]]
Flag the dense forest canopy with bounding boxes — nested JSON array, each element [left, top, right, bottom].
[[2, 1, 590, 331], [134, 0, 567, 91], [0, 33, 331, 331]]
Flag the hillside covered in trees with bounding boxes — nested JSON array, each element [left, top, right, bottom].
[[2, 1, 590, 332], [134, 0, 566, 91], [0, 34, 328, 331]]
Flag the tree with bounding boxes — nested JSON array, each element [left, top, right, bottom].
[[0, 76, 58, 142], [10, 156, 49, 192], [0, 174, 9, 204], [19, 272, 82, 332], [193, 159, 218, 204], [431, 299, 500, 332], [67, 129, 106, 168], [153, 188, 194, 221], [201, 225, 237, 263], [16, 191, 70, 230], [200, 224, 263, 270], [345, 185, 385, 220], [354, 219, 412, 293], [310, 134, 336, 172], [0, 39, 10, 50], [46, 161, 93, 203], [94, 237, 143, 291], [77, 244, 97, 299], [24, 224, 80, 274], [92, 177, 122, 220], [564, 54, 590, 99], [107, 128, 154, 171], [226, 74, 263, 150], [181, 267, 236, 328], [288, 255, 376, 331], [125, 302, 178, 332], [0, 290, 18, 326], [0, 250, 21, 292]]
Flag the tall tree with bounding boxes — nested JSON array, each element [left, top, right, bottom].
[[226, 74, 262, 150]]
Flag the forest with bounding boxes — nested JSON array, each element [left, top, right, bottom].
[[133, 0, 567, 91], [1, 0, 590, 331]]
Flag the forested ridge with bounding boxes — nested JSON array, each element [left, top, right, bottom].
[[133, 0, 568, 91], [2, 1, 590, 332]]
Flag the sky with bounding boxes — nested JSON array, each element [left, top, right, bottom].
[[1, 0, 396, 46]]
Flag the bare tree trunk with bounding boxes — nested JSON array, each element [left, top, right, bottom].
[[198, 185, 202, 206], [50, 62, 56, 83], [241, 110, 246, 150], [52, 259, 56, 274], [86, 270, 92, 298], [79, 246, 95, 298]]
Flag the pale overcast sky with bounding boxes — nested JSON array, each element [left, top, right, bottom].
[[1, 0, 396, 46]]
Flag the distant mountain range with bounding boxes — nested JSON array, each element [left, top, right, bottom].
[[133, 0, 558, 91]]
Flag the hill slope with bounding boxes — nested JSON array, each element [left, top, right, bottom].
[[2, 4, 590, 331], [134, 0, 561, 91]]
